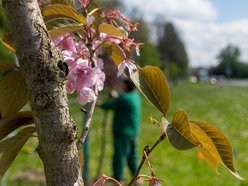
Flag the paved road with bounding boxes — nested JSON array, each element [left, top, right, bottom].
[[220, 79, 248, 87]]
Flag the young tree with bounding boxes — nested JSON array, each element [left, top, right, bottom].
[[2, 0, 83, 185]]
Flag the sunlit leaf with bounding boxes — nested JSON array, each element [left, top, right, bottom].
[[190, 122, 221, 174], [46, 18, 80, 30], [49, 26, 84, 39], [197, 147, 220, 175], [191, 121, 243, 179], [0, 33, 15, 53], [88, 7, 102, 17], [130, 66, 170, 116], [150, 115, 159, 126], [99, 23, 127, 38], [0, 62, 16, 73], [103, 42, 126, 66], [0, 70, 28, 118], [0, 111, 34, 140], [0, 127, 35, 178], [166, 110, 198, 150], [41, 4, 86, 24]]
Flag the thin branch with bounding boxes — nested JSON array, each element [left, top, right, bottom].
[[127, 133, 166, 186], [144, 150, 155, 177], [93, 174, 122, 186], [77, 98, 97, 149]]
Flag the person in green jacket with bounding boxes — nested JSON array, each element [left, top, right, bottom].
[[100, 78, 141, 183]]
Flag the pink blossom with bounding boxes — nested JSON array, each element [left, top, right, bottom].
[[77, 87, 96, 105], [54, 35, 77, 53], [105, 10, 139, 32], [100, 33, 142, 56], [117, 59, 137, 76], [146, 177, 162, 186], [100, 33, 122, 44], [78, 0, 91, 9], [66, 60, 105, 105], [94, 68, 105, 92], [68, 61, 95, 91]]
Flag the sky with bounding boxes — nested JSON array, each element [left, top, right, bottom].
[[122, 0, 248, 67]]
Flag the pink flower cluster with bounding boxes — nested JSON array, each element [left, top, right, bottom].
[[54, 35, 105, 105], [51, 2, 141, 105], [105, 10, 139, 32], [99, 10, 142, 76]]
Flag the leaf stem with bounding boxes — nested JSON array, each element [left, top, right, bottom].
[[127, 133, 166, 186]]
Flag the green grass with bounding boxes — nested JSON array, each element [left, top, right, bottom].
[[5, 82, 248, 186]]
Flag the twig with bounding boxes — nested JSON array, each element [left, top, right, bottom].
[[93, 174, 122, 186], [77, 99, 97, 149], [127, 133, 166, 186], [144, 150, 155, 177]]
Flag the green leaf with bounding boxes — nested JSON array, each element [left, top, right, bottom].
[[0, 127, 35, 178], [130, 66, 170, 116], [103, 42, 126, 66], [99, 23, 127, 38], [166, 109, 198, 150], [0, 111, 34, 140], [191, 121, 243, 179], [42, 4, 86, 24], [0, 62, 16, 74], [0, 70, 28, 118], [0, 33, 15, 53]]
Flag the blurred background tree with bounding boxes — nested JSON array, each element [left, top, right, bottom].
[[130, 17, 162, 67], [157, 22, 189, 80], [213, 44, 248, 78]]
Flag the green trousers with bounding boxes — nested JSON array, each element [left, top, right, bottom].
[[113, 135, 139, 181]]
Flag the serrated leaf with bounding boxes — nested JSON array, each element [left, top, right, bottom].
[[49, 25, 84, 39], [0, 70, 28, 118], [99, 23, 127, 38], [166, 124, 197, 150], [166, 110, 198, 150], [190, 122, 221, 174], [103, 42, 125, 66], [130, 66, 170, 116], [0, 111, 34, 140], [0, 127, 35, 178], [0, 33, 15, 53], [42, 4, 86, 24], [191, 121, 243, 179], [0, 62, 16, 73], [46, 18, 80, 30], [197, 147, 220, 175]]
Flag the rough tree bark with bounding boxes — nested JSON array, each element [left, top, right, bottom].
[[2, 0, 83, 185]]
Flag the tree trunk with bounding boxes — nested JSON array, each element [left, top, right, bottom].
[[2, 0, 83, 185]]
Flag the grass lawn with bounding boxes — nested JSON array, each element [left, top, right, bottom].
[[4, 82, 248, 186]]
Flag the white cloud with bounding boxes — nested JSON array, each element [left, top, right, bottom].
[[123, 0, 217, 21], [122, 0, 248, 67], [176, 20, 248, 67]]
